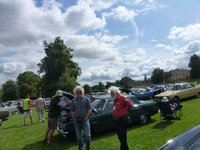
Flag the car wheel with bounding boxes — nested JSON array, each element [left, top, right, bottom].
[[197, 92, 200, 98], [139, 114, 148, 124]]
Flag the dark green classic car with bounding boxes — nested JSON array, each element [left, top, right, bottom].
[[57, 95, 158, 137]]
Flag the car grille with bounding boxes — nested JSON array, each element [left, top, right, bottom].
[[183, 131, 200, 148]]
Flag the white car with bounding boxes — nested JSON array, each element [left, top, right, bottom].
[[0, 103, 18, 115]]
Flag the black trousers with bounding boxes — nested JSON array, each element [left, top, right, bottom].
[[115, 116, 130, 150]]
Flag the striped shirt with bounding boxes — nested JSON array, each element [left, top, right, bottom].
[[71, 96, 91, 118]]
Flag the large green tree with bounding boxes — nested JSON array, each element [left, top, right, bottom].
[[83, 84, 92, 94], [188, 54, 200, 80], [117, 77, 135, 89], [151, 68, 165, 84], [105, 81, 116, 89], [2, 80, 18, 101], [38, 37, 81, 96], [17, 71, 41, 98], [0, 88, 3, 102]]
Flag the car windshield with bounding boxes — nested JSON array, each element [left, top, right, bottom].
[[139, 88, 148, 93], [45, 98, 51, 101], [91, 99, 105, 112], [126, 96, 140, 104], [129, 88, 139, 93]]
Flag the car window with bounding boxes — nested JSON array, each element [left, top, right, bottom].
[[127, 96, 140, 104], [182, 85, 187, 89], [91, 99, 105, 112], [186, 84, 194, 88], [172, 85, 181, 90], [103, 99, 113, 112]]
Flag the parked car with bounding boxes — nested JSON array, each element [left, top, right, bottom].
[[0, 103, 18, 115], [57, 95, 158, 137], [91, 92, 108, 98], [0, 107, 9, 120], [149, 85, 166, 98], [129, 88, 154, 100], [154, 83, 200, 101], [44, 98, 51, 109], [158, 124, 200, 150]]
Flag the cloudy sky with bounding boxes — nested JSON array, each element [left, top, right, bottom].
[[1, 0, 200, 86]]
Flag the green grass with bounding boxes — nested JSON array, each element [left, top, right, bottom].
[[1, 97, 200, 150]]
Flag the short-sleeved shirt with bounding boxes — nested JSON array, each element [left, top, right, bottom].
[[35, 97, 46, 111], [48, 96, 61, 119], [112, 94, 132, 120], [71, 96, 91, 118]]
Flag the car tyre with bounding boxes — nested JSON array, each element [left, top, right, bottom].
[[139, 114, 148, 124]]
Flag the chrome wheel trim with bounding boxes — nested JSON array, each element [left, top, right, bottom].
[[140, 114, 148, 124]]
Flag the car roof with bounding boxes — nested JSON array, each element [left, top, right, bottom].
[[174, 83, 191, 85]]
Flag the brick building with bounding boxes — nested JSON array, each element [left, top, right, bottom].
[[165, 69, 190, 83]]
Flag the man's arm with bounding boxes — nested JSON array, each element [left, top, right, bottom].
[[71, 112, 76, 121], [124, 98, 133, 110], [28, 100, 31, 111], [128, 103, 134, 110], [84, 109, 92, 120]]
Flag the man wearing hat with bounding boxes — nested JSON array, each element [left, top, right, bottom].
[[43, 90, 62, 145]]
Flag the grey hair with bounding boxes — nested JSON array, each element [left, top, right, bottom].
[[73, 85, 84, 96], [108, 86, 121, 94]]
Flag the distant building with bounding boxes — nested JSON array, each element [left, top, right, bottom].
[[165, 69, 190, 83]]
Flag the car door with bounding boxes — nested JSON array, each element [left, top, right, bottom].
[[90, 110, 114, 135], [181, 84, 195, 98], [90, 99, 114, 135]]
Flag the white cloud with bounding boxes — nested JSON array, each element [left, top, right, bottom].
[[91, 0, 118, 11], [78, 39, 200, 85], [65, 34, 127, 61], [64, 2, 106, 31], [168, 23, 200, 41], [124, 48, 146, 63], [155, 44, 173, 51], [103, 6, 137, 22]]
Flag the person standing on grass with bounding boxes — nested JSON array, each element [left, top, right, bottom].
[[35, 95, 46, 123], [17, 99, 23, 114], [71, 86, 92, 150], [23, 95, 34, 126], [43, 90, 62, 145], [108, 86, 133, 150]]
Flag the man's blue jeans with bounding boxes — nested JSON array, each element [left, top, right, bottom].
[[74, 119, 91, 150]]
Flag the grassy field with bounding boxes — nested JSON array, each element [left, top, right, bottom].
[[1, 97, 200, 150]]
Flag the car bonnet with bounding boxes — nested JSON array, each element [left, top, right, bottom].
[[158, 124, 200, 150]]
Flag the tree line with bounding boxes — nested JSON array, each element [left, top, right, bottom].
[[1, 37, 200, 101]]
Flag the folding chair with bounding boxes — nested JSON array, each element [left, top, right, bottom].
[[156, 101, 177, 122], [170, 98, 183, 119]]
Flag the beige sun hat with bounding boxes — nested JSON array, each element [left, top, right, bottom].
[[162, 97, 169, 102]]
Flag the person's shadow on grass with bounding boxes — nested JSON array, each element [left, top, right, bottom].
[[2, 122, 42, 130], [22, 134, 77, 150], [152, 121, 174, 130]]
